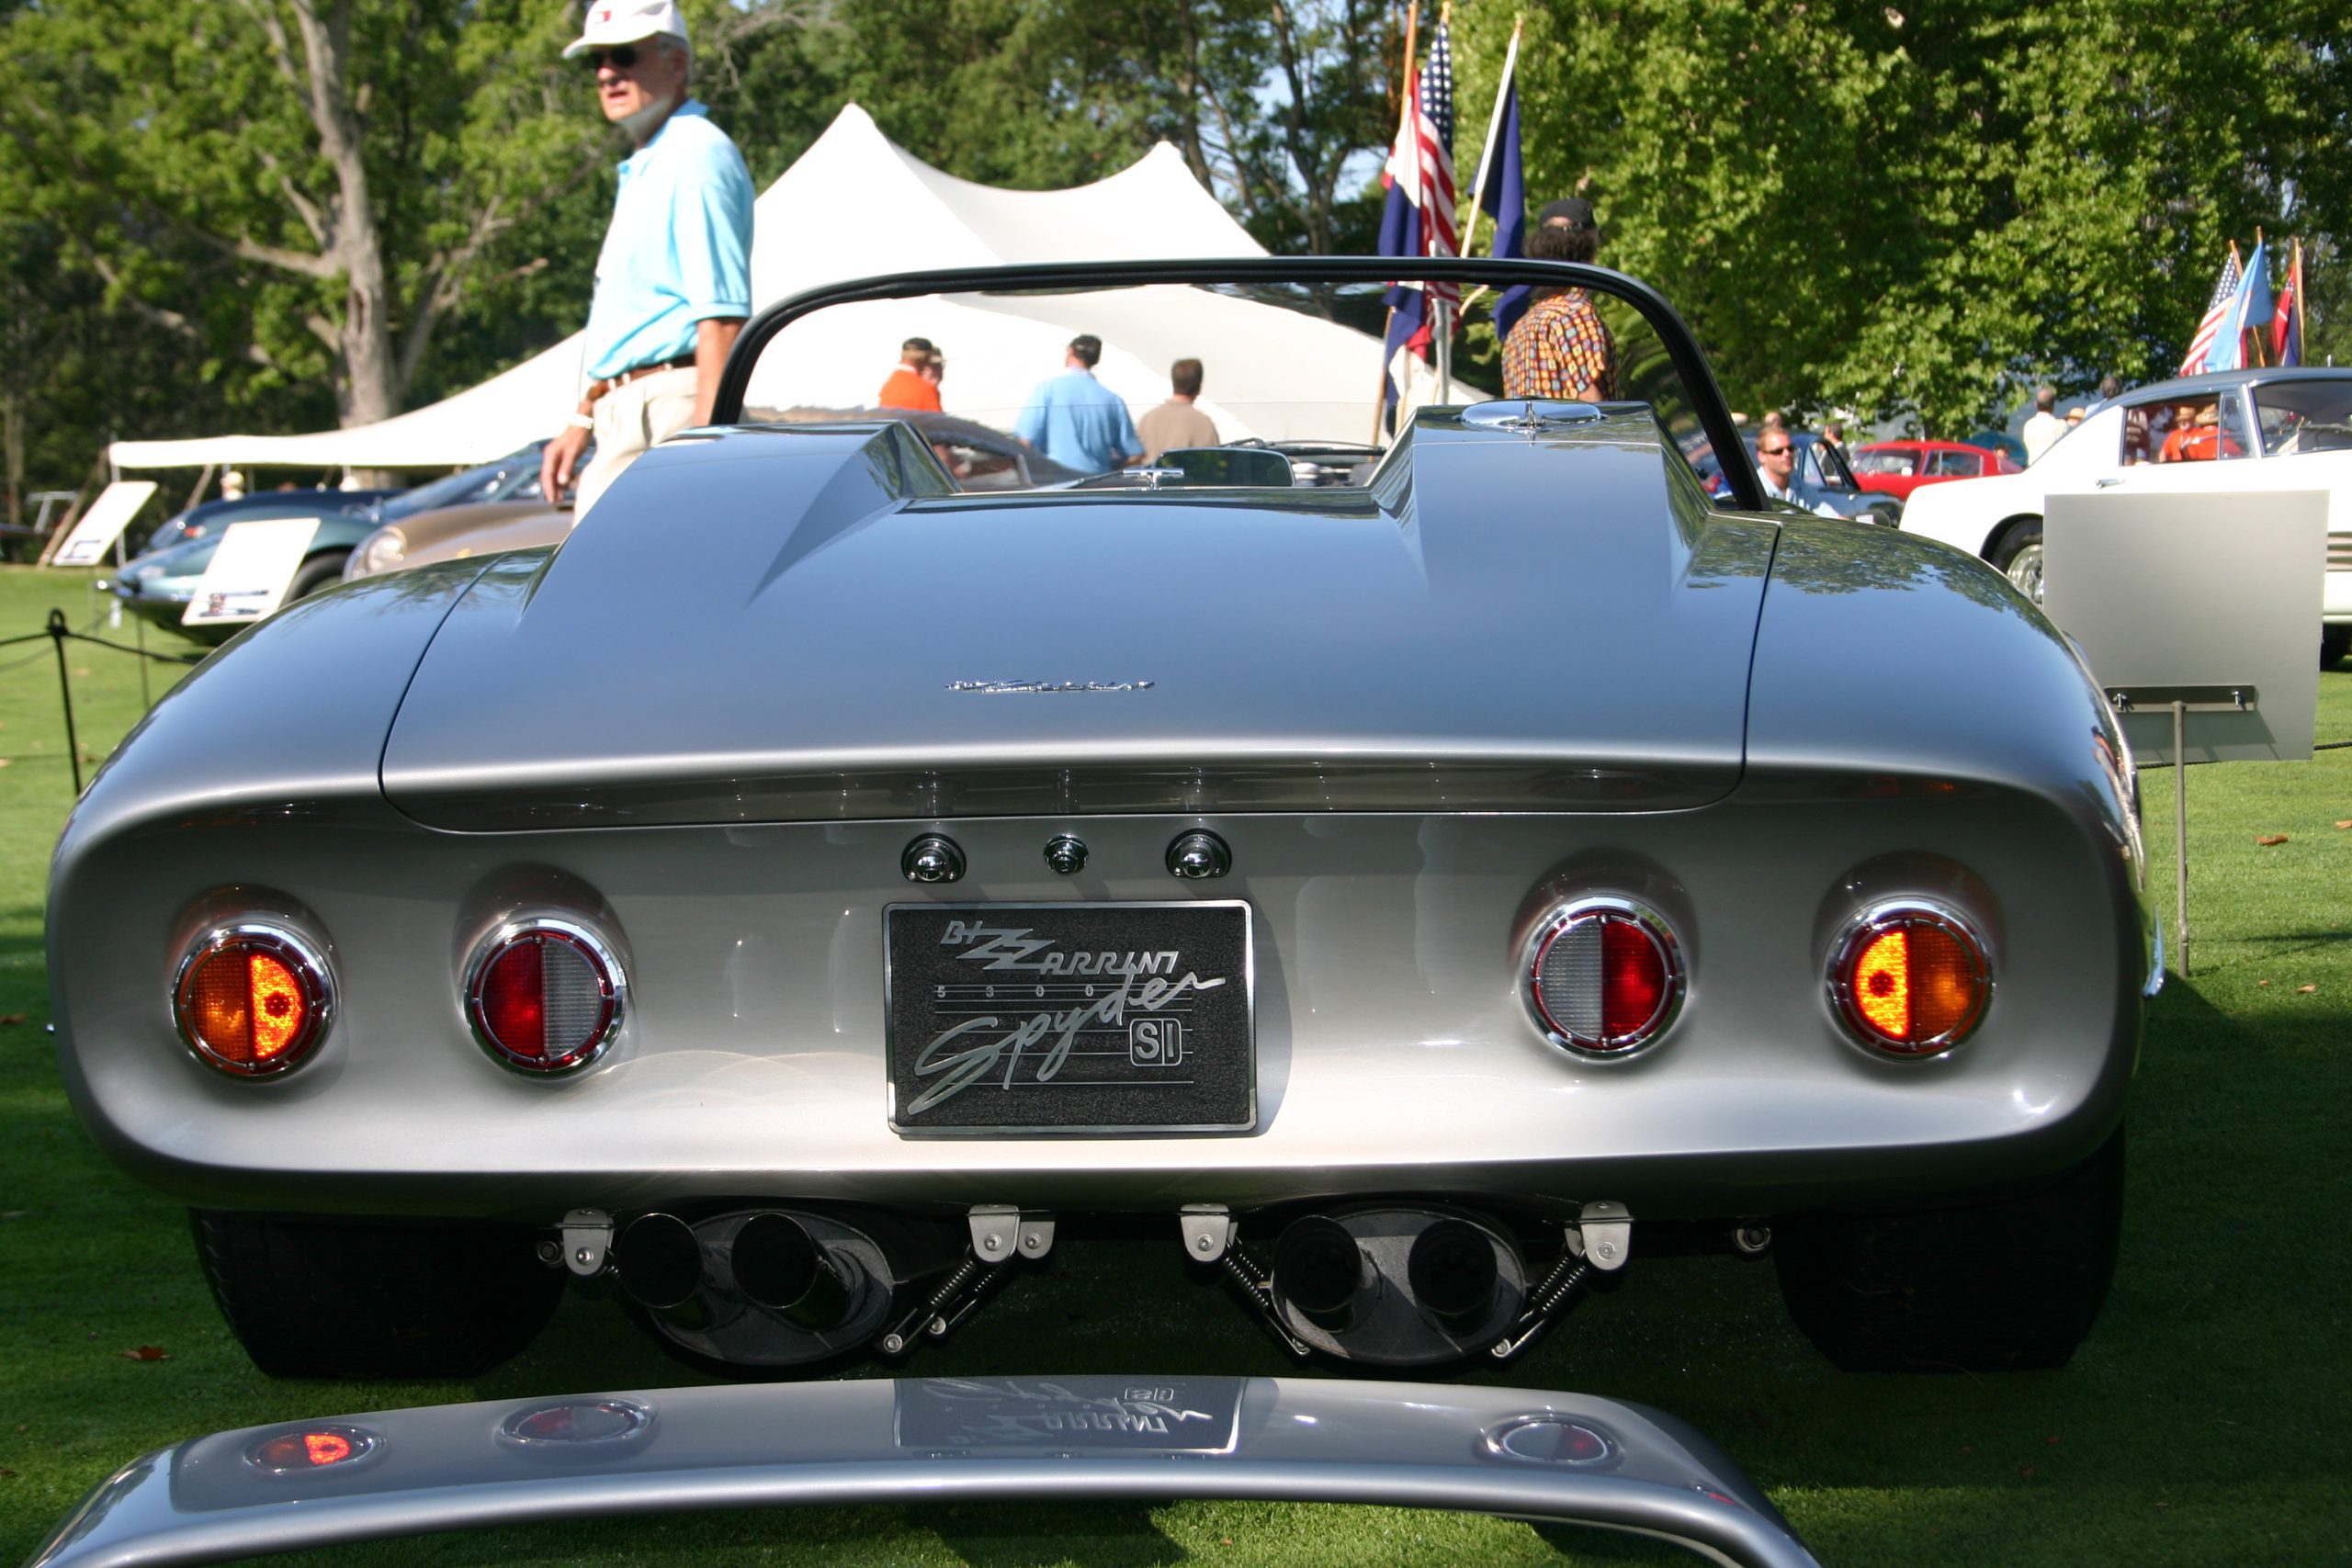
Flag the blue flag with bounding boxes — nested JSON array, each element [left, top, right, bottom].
[[2210, 239, 2268, 372], [2234, 239, 2271, 367], [1377, 177, 1426, 426], [1479, 80, 1531, 342]]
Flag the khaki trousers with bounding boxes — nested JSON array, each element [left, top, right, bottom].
[[574, 366, 701, 519]]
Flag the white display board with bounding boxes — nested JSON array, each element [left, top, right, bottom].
[[47, 481, 159, 567], [2044, 491, 2326, 764], [182, 518, 322, 627]]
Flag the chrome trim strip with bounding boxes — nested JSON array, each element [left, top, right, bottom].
[[460, 916, 627, 1077], [26, 1378, 1818, 1568], [170, 922, 335, 1078]]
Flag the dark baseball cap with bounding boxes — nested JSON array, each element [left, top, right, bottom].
[[1539, 197, 1596, 227]]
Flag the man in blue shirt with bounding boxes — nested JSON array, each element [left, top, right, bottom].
[[1016, 335, 1142, 475], [541, 0, 756, 517]]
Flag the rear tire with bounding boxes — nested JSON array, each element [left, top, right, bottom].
[[1773, 1125, 2124, 1372], [2324, 626, 2348, 669], [192, 1211, 564, 1379], [1989, 518, 2044, 603]]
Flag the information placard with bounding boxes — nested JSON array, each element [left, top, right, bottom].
[[2043, 490, 2326, 764], [47, 481, 159, 567], [182, 517, 322, 627]]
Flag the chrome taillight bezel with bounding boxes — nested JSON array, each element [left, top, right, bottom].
[[462, 917, 626, 1077], [1825, 898, 1993, 1058], [172, 922, 334, 1078], [1520, 897, 1686, 1059]]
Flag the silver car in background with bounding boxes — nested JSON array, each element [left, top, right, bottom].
[[48, 258, 2147, 1387]]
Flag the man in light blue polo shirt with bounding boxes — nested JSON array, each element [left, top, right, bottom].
[[1016, 335, 1142, 475], [541, 0, 755, 518]]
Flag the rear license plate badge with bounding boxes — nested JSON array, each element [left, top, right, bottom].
[[885, 901, 1254, 1135]]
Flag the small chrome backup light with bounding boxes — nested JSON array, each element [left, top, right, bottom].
[[464, 918, 624, 1075], [174, 924, 333, 1077], [1483, 1416, 1613, 1466], [497, 1398, 653, 1449], [1827, 900, 1992, 1056], [1521, 897, 1684, 1056]]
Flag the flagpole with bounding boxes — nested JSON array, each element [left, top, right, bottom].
[[1460, 17, 1522, 268], [2295, 237, 2307, 364], [2248, 228, 2268, 367], [1371, 0, 1423, 447]]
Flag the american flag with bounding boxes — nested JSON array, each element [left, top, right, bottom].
[[1385, 20, 1459, 309], [2178, 248, 2241, 374]]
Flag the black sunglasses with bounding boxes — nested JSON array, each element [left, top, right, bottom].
[[582, 43, 641, 71], [1758, 443, 1792, 456]]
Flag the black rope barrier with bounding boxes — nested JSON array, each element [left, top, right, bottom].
[[16, 604, 207, 796]]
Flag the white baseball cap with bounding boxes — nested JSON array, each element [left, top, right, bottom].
[[562, 0, 688, 58]]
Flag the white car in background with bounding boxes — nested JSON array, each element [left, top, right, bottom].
[[1900, 367, 2352, 665]]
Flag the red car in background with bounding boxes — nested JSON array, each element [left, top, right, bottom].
[[1848, 439, 2020, 502]]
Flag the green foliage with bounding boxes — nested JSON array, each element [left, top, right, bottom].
[[1455, 0, 2349, 432]]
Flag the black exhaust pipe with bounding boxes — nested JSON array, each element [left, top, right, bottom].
[[1272, 1214, 1369, 1330], [729, 1213, 856, 1330], [1407, 1217, 1500, 1329], [615, 1213, 704, 1311]]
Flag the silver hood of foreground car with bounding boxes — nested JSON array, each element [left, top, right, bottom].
[[27, 1376, 1818, 1568], [379, 410, 1778, 829]]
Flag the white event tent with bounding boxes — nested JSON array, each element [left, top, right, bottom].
[[110, 104, 1399, 473]]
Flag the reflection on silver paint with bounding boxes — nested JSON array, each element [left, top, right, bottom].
[[25, 1378, 1819, 1568]]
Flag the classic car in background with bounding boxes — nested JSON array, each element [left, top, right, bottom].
[[1692, 432, 1900, 525], [108, 445, 552, 640], [1900, 367, 2352, 664], [49, 258, 2145, 1390], [1849, 438, 2021, 503], [136, 486, 402, 557], [343, 414, 1084, 581]]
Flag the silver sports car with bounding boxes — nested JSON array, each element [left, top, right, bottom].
[[48, 258, 2149, 1385]]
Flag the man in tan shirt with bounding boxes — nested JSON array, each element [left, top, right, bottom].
[[1136, 358, 1219, 460]]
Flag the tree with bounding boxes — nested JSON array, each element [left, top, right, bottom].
[[3, 0, 603, 430], [1451, 0, 2348, 432]]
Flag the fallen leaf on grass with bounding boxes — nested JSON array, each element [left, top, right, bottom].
[[2336, 819, 2352, 829], [2298, 985, 2317, 994], [2258, 979, 2272, 986], [2045, 1435, 2062, 1445], [0, 1468, 16, 1479], [2256, 834, 2290, 846], [0, 1015, 23, 1026], [118, 1346, 167, 1361]]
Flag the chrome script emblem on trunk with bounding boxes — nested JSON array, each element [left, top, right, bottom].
[[948, 679, 1155, 694]]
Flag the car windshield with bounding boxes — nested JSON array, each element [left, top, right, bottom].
[[731, 270, 1729, 498], [2251, 378, 2352, 457], [1850, 447, 1917, 475], [381, 448, 544, 518]]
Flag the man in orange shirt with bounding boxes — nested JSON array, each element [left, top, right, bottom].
[[878, 338, 942, 411]]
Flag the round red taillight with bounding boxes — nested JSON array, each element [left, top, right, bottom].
[[1828, 902, 1991, 1055], [173, 926, 332, 1077], [1522, 899, 1684, 1055], [245, 1425, 378, 1474], [465, 919, 623, 1074]]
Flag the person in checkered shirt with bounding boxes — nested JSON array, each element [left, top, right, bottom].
[[1501, 221, 1619, 403]]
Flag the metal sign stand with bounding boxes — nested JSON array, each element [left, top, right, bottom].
[[2108, 684, 2256, 978]]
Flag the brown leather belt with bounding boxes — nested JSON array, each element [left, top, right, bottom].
[[585, 355, 695, 404]]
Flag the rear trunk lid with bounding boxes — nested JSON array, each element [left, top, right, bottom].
[[381, 414, 1777, 829]]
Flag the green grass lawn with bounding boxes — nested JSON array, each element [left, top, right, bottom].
[[1, 561, 2347, 1566]]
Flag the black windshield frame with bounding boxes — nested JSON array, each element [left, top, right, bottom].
[[710, 257, 1762, 511]]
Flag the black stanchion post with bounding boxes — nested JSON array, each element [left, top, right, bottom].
[[47, 608, 83, 795]]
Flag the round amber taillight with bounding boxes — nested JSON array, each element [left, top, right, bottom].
[[245, 1425, 379, 1474], [1829, 902, 1991, 1055], [173, 926, 332, 1077], [464, 919, 624, 1075], [1522, 898, 1685, 1056]]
